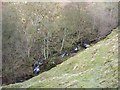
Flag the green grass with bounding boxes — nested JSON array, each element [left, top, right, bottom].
[[2, 27, 119, 88]]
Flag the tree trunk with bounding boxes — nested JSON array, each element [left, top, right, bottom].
[[60, 28, 66, 52], [43, 36, 46, 60], [46, 32, 49, 59], [77, 3, 82, 41]]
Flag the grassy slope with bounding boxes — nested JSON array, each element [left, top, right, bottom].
[[3, 28, 118, 88]]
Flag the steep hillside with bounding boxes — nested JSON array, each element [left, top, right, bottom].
[[2, 27, 118, 88], [2, 2, 118, 84]]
